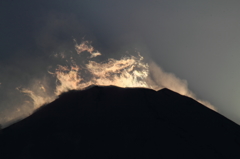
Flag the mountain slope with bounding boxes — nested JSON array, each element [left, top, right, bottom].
[[1, 86, 240, 158]]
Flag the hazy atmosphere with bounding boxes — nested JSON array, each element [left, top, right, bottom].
[[1, 0, 240, 126]]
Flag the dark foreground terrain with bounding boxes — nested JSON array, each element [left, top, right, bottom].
[[1, 86, 240, 158]]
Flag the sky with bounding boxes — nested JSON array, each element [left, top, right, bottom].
[[1, 0, 240, 125]]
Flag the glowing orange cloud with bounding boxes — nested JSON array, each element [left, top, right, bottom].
[[18, 40, 216, 113]]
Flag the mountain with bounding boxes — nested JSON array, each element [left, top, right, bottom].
[[1, 86, 240, 158]]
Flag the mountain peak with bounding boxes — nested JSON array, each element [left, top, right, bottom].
[[1, 86, 240, 158]]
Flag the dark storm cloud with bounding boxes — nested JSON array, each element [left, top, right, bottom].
[[0, 0, 150, 126]]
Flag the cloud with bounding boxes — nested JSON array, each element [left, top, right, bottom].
[[147, 61, 216, 111], [0, 9, 217, 129]]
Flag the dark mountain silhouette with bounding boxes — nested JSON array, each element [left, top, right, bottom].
[[1, 86, 240, 158]]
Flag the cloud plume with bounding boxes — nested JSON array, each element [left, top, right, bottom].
[[147, 61, 216, 111]]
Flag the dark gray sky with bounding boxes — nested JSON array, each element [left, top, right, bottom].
[[1, 0, 240, 125]]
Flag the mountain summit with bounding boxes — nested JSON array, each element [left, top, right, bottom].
[[1, 86, 240, 158]]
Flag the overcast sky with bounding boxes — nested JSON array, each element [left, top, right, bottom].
[[1, 0, 240, 125]]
